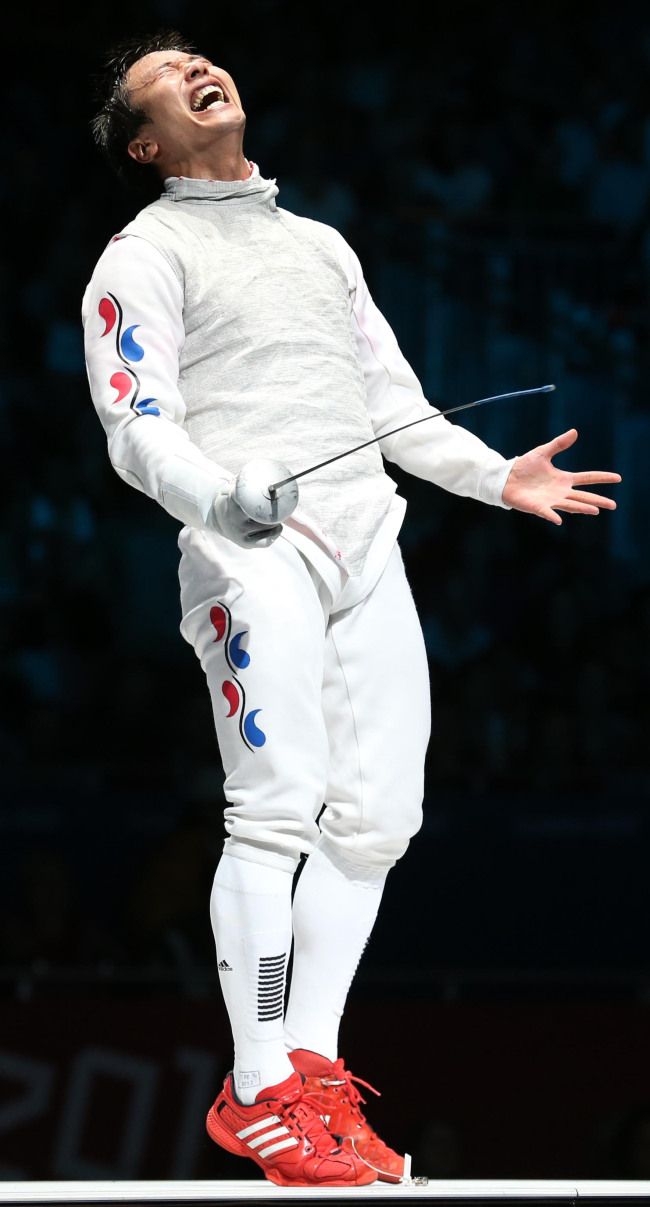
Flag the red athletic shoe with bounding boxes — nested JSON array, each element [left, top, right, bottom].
[[290, 1049, 406, 1183], [206, 1070, 377, 1186]]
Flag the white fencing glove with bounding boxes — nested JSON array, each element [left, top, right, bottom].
[[211, 479, 282, 548], [210, 460, 298, 550]]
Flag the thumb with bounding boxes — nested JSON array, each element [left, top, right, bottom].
[[542, 428, 578, 459]]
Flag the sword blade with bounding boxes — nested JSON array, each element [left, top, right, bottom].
[[268, 384, 556, 494]]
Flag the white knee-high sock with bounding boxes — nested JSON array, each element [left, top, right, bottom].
[[210, 852, 295, 1104], [284, 841, 389, 1061]]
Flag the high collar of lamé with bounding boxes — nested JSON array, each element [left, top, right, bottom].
[[162, 164, 279, 207]]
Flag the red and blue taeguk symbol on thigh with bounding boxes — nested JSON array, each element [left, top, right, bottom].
[[210, 603, 266, 751], [98, 293, 160, 417]]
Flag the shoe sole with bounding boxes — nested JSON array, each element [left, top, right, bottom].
[[206, 1105, 377, 1186]]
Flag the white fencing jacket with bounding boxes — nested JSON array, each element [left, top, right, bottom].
[[82, 166, 514, 577]]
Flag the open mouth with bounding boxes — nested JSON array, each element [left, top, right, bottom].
[[190, 83, 230, 113]]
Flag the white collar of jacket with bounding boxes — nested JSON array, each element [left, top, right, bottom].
[[161, 164, 278, 206]]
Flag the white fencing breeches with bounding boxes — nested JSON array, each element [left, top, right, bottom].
[[178, 528, 431, 873]]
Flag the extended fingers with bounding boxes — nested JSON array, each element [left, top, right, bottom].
[[558, 498, 600, 515], [572, 471, 622, 485], [539, 505, 563, 525], [571, 489, 617, 509]]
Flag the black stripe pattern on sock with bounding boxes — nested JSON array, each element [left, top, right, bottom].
[[257, 953, 286, 1022]]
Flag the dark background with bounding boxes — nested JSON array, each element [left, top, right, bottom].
[[2, 0, 650, 1183]]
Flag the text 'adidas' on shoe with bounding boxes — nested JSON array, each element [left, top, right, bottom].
[[206, 1069, 377, 1186], [291, 1049, 405, 1183]]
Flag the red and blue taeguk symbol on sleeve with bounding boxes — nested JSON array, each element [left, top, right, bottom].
[[210, 603, 266, 751], [99, 293, 160, 417]]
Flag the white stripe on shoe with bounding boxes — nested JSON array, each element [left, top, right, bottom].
[[258, 1136, 300, 1159], [236, 1114, 281, 1139], [248, 1126, 289, 1149]]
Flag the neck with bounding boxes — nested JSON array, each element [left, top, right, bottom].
[[160, 134, 250, 183]]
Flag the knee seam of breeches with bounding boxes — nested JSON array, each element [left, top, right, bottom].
[[223, 836, 300, 874], [315, 835, 393, 885]]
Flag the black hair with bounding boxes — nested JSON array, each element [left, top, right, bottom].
[[91, 30, 195, 184]]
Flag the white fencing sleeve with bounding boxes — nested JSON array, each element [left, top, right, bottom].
[[82, 234, 230, 529], [323, 226, 515, 508]]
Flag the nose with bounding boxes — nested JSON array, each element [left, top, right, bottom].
[[185, 59, 210, 83]]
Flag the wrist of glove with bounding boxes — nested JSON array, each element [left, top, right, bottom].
[[210, 480, 282, 549]]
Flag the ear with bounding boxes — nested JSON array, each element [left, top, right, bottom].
[[127, 136, 159, 165]]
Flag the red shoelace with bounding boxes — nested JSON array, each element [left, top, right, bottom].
[[307, 1060, 398, 1162], [318, 1057, 381, 1117], [280, 1090, 344, 1158]]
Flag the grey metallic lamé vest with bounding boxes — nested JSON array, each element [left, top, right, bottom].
[[121, 173, 396, 574]]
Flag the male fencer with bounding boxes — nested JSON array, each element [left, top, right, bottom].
[[83, 32, 620, 1187]]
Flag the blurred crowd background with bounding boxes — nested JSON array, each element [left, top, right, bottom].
[[2, 0, 650, 1181]]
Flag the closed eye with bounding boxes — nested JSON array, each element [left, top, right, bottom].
[[156, 56, 205, 77]]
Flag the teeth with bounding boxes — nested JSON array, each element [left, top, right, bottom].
[[191, 84, 226, 111]]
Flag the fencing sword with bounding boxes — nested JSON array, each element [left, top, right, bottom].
[[233, 384, 556, 526]]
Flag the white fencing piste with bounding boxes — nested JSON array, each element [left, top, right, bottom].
[[2, 1182, 650, 1203]]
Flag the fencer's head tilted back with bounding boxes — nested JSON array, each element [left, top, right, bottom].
[[92, 31, 248, 185]]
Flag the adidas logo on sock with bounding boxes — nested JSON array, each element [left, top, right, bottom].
[[218, 959, 233, 971]]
